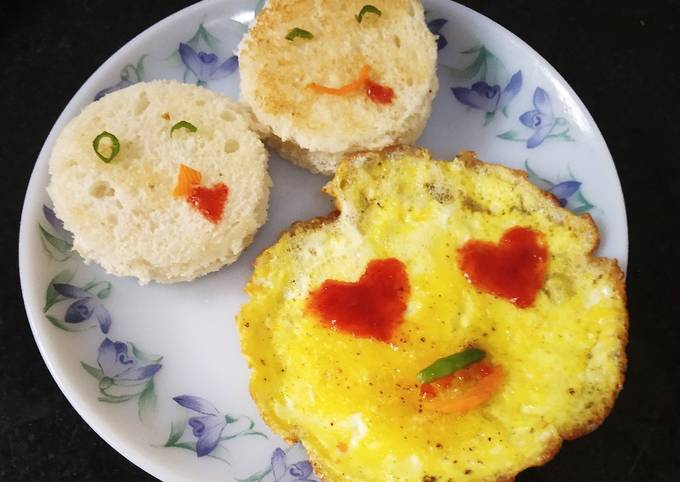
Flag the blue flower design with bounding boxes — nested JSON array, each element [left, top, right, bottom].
[[237, 444, 316, 482], [427, 18, 448, 51], [519, 87, 570, 148], [271, 448, 315, 482], [93, 56, 145, 101], [53, 283, 112, 333], [549, 181, 581, 207], [179, 43, 238, 85], [166, 395, 266, 460], [43, 205, 71, 241], [452, 70, 522, 115], [173, 395, 229, 457], [97, 338, 162, 382], [39, 205, 74, 262], [523, 161, 593, 214], [94, 79, 134, 101], [80, 338, 161, 420], [173, 395, 264, 457]]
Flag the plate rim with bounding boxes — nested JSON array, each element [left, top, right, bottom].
[[18, 1, 628, 481]]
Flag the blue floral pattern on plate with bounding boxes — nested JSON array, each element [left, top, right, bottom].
[[81, 338, 162, 422], [44, 269, 111, 333], [39, 206, 74, 261], [498, 87, 574, 148], [94, 57, 146, 101], [164, 395, 267, 461], [444, 45, 523, 125], [238, 445, 318, 482], [52, 281, 112, 332], [525, 161, 594, 214], [179, 43, 238, 86], [39, 205, 160, 423], [93, 23, 239, 101], [427, 17, 448, 51], [178, 24, 238, 85]]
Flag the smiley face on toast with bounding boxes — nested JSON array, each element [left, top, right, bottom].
[[238, 0, 438, 174]]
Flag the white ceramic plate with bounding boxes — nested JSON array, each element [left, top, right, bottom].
[[19, 1, 627, 480]]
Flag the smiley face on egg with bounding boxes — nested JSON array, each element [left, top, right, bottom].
[[237, 148, 627, 482]]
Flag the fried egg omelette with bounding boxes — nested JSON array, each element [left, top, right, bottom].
[[237, 148, 627, 481]]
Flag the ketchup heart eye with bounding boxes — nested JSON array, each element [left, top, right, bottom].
[[307, 258, 410, 342], [458, 226, 548, 308]]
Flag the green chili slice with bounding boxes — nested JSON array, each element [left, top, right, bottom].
[[171, 120, 198, 136], [285, 27, 314, 41], [355, 4, 382, 23], [417, 347, 486, 383], [92, 131, 120, 163]]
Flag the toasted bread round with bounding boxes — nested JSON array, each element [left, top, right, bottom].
[[47, 80, 270, 284], [238, 0, 438, 174], [237, 148, 627, 481]]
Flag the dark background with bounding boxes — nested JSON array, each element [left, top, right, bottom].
[[1, 1, 678, 481]]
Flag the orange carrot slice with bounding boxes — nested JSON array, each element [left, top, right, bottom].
[[422, 365, 505, 413], [173, 163, 202, 198], [308, 64, 371, 95]]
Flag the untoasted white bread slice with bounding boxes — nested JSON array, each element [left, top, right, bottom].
[[238, 0, 438, 174], [47, 80, 270, 284]]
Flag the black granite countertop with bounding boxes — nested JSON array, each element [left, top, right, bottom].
[[1, 1, 678, 481]]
